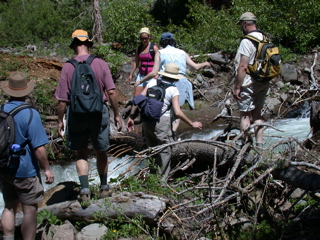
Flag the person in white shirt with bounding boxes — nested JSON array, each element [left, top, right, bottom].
[[233, 12, 270, 147], [127, 63, 202, 180]]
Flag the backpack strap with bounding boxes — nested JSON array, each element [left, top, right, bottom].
[[8, 104, 33, 147], [149, 42, 155, 59], [67, 58, 78, 68], [85, 55, 96, 65]]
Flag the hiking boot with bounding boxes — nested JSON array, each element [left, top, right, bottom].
[[99, 185, 112, 199], [78, 188, 91, 202]]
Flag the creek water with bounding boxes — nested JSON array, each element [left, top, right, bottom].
[[0, 117, 311, 215]]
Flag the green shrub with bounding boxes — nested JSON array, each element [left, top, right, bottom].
[[100, 0, 161, 53]]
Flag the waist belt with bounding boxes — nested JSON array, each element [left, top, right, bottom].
[[140, 64, 154, 68]]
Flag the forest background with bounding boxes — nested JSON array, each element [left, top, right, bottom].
[[0, 0, 319, 71], [0, 1, 320, 239]]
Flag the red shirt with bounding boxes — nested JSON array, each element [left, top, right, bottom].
[[55, 54, 115, 102]]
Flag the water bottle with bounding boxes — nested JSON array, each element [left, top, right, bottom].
[[9, 144, 21, 169]]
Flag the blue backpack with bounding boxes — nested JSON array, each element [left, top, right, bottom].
[[68, 55, 103, 114], [133, 80, 174, 122]]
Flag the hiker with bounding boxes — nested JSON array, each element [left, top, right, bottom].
[[128, 27, 159, 96], [232, 12, 269, 147], [136, 32, 211, 140], [127, 63, 202, 180], [54, 29, 122, 201], [0, 72, 54, 240]]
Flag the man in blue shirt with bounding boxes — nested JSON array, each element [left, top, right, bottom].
[[0, 72, 54, 240]]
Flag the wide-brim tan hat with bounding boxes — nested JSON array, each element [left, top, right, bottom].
[[1, 72, 35, 97], [69, 29, 93, 48], [237, 12, 258, 24], [158, 63, 184, 80]]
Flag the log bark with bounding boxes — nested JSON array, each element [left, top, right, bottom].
[[14, 192, 167, 227], [273, 166, 320, 191]]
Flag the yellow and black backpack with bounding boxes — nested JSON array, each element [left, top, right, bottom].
[[244, 31, 282, 81]]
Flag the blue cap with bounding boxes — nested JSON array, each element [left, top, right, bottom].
[[161, 32, 174, 40]]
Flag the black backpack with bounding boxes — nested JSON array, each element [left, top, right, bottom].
[[0, 104, 33, 169], [68, 55, 103, 114]]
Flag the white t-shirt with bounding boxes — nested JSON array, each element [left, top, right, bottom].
[[234, 31, 263, 86], [146, 78, 180, 116]]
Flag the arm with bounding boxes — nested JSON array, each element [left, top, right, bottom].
[[186, 54, 211, 70], [106, 89, 122, 131], [128, 48, 139, 83], [34, 146, 54, 184], [126, 87, 148, 131], [57, 101, 67, 138], [172, 96, 202, 129], [233, 55, 250, 100], [135, 51, 161, 86]]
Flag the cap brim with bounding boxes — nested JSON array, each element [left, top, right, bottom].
[[1, 81, 35, 97], [69, 38, 93, 48], [158, 71, 184, 80]]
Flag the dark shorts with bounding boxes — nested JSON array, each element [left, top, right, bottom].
[[0, 174, 44, 205], [67, 104, 110, 151]]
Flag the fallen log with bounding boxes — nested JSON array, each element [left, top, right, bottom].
[[15, 192, 167, 227]]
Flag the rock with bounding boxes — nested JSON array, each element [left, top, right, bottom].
[[76, 223, 108, 240], [281, 63, 298, 82], [280, 93, 288, 101], [202, 68, 215, 78], [42, 220, 77, 240], [208, 52, 229, 64], [275, 81, 285, 89], [290, 188, 304, 198], [122, 64, 133, 74], [265, 97, 281, 111]]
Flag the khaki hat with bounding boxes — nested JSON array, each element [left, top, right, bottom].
[[158, 63, 184, 80], [237, 12, 257, 24], [1, 72, 35, 97], [69, 29, 93, 48], [139, 27, 150, 35]]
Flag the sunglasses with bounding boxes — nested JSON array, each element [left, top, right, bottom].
[[140, 37, 149, 40]]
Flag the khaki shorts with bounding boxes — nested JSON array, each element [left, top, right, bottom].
[[237, 80, 270, 112], [0, 174, 44, 205]]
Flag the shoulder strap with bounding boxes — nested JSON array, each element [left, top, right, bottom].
[[67, 58, 78, 68], [85, 54, 96, 65], [137, 44, 143, 54], [149, 42, 155, 59], [9, 104, 32, 117]]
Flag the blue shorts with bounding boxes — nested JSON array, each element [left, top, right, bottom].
[[66, 104, 110, 151], [136, 73, 150, 87]]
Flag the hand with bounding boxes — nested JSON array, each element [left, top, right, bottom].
[[134, 80, 141, 87], [127, 75, 132, 83], [233, 88, 241, 100], [57, 121, 65, 138], [44, 169, 54, 184], [114, 115, 123, 131], [205, 61, 212, 68], [192, 121, 202, 129], [127, 118, 135, 132]]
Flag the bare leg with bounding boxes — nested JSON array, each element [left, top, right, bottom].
[[251, 107, 264, 144], [1, 199, 19, 237], [171, 118, 180, 132], [240, 111, 252, 143], [21, 203, 38, 240], [76, 149, 89, 176], [134, 86, 144, 96]]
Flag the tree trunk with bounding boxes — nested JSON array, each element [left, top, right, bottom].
[[92, 0, 103, 44]]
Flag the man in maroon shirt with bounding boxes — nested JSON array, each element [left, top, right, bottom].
[[55, 29, 122, 201]]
